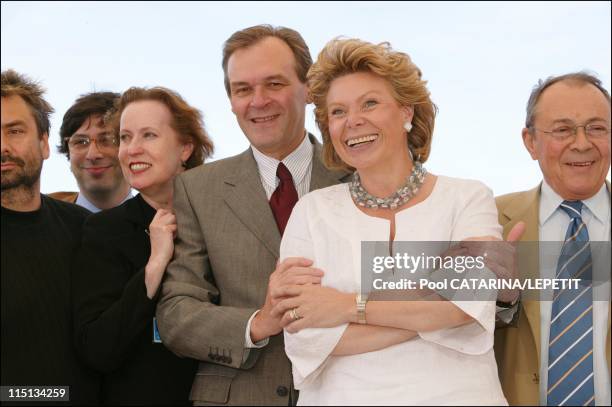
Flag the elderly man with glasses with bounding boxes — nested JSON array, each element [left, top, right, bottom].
[[494, 72, 611, 406], [50, 91, 132, 212]]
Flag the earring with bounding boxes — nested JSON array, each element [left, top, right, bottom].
[[404, 122, 413, 133]]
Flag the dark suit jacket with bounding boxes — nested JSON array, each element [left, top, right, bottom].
[[157, 136, 350, 405], [73, 194, 197, 405]]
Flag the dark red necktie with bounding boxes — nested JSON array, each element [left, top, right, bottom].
[[269, 163, 298, 236]]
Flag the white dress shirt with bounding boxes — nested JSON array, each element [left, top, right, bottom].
[[251, 133, 313, 200], [243, 134, 314, 351], [280, 177, 507, 405], [538, 180, 611, 406]]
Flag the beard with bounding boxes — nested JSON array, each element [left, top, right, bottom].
[[1, 153, 43, 192]]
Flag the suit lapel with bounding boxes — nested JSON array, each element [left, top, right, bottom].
[[223, 149, 281, 258], [503, 185, 542, 360], [503, 182, 612, 375], [221, 136, 350, 259]]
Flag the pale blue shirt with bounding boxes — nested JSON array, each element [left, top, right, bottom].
[[75, 189, 134, 213], [538, 180, 611, 406]]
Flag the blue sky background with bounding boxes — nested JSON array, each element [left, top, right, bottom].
[[2, 1, 610, 195]]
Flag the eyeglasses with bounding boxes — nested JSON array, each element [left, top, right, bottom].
[[67, 133, 118, 152], [530, 123, 610, 141]]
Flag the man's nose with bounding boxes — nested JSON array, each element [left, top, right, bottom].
[[250, 87, 271, 109], [85, 139, 104, 160], [570, 126, 594, 151]]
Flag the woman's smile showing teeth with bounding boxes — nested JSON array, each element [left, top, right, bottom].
[[130, 162, 152, 173], [346, 134, 378, 147]]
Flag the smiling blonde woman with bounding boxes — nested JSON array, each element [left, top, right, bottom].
[[272, 38, 508, 405]]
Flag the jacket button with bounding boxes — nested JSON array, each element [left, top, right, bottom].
[[276, 385, 288, 397]]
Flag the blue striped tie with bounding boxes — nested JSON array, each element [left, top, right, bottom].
[[547, 200, 594, 406]]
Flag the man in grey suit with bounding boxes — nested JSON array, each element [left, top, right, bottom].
[[156, 25, 349, 405]]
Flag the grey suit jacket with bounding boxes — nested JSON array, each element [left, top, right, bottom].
[[156, 136, 350, 405]]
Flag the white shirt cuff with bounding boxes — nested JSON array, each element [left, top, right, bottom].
[[244, 309, 270, 349]]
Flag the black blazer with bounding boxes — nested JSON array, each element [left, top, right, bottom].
[[73, 194, 196, 405]]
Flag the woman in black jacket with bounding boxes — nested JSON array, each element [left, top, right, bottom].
[[72, 87, 214, 405]]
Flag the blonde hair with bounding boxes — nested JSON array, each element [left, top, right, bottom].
[[308, 38, 437, 171]]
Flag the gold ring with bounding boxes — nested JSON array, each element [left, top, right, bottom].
[[290, 308, 301, 321]]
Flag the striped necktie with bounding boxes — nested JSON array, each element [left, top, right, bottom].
[[547, 200, 595, 406]]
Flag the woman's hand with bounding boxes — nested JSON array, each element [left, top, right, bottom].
[[271, 285, 355, 333], [269, 260, 324, 307], [145, 209, 177, 299]]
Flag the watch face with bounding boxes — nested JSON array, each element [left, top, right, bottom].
[[496, 300, 517, 309]]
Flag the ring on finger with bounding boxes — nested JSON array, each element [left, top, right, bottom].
[[290, 308, 301, 321]]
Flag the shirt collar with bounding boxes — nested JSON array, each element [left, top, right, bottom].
[[75, 189, 134, 213], [582, 183, 610, 223], [540, 179, 610, 225], [251, 133, 313, 187]]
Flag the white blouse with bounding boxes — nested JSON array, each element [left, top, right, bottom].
[[280, 176, 508, 406]]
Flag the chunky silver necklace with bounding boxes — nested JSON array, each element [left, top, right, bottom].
[[350, 162, 427, 209]]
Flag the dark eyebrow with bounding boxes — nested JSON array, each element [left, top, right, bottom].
[[72, 130, 111, 138], [2, 120, 28, 129], [265, 75, 289, 82], [230, 75, 290, 89], [230, 81, 250, 88]]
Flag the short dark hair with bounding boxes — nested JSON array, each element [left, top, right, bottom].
[[107, 86, 214, 169], [1, 69, 54, 138], [222, 24, 312, 95], [525, 71, 611, 129], [57, 91, 120, 159]]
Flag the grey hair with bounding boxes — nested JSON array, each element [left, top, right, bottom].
[[525, 71, 610, 130]]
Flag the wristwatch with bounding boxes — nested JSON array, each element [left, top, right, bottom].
[[356, 294, 368, 324], [496, 292, 521, 309]]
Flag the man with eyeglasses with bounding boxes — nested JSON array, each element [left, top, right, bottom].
[[494, 72, 611, 406], [50, 92, 132, 212]]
